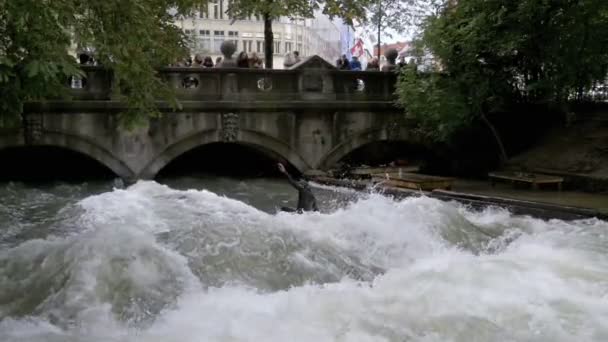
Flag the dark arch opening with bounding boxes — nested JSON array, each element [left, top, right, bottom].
[[0, 146, 117, 182], [156, 142, 299, 179], [336, 141, 442, 174]]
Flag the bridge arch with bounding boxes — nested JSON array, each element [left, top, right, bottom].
[[140, 129, 310, 179], [318, 127, 421, 169], [0, 131, 134, 180]]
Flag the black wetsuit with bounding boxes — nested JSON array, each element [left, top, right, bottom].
[[282, 173, 318, 212]]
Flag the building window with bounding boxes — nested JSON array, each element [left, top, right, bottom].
[[219, 0, 224, 19], [297, 43, 302, 53], [285, 42, 293, 53], [214, 39, 223, 52], [214, 30, 225, 36], [184, 29, 193, 35], [199, 30, 210, 36], [213, 0, 218, 19], [199, 5, 208, 18], [256, 41, 262, 53], [241, 40, 252, 52], [198, 38, 211, 52], [297, 34, 303, 42], [228, 31, 239, 47], [274, 41, 281, 54]]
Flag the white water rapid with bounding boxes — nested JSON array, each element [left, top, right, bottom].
[[0, 181, 607, 341]]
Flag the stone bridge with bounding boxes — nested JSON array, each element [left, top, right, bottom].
[[1, 56, 414, 180]]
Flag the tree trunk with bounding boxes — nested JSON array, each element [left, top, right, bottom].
[[263, 13, 273, 69], [480, 113, 508, 165]]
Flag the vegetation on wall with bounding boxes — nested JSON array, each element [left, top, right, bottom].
[[396, 0, 608, 163], [0, 0, 208, 129]]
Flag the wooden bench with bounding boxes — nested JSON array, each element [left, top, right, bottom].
[[372, 172, 453, 191], [488, 171, 564, 191]]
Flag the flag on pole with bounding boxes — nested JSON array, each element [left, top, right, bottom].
[[350, 38, 365, 58]]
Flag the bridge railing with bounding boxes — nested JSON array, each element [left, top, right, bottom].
[[69, 65, 397, 102], [330, 70, 398, 101], [69, 66, 113, 100]]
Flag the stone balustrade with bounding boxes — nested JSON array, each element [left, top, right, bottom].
[[69, 59, 398, 104]]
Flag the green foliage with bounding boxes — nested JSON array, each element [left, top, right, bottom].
[[397, 66, 470, 142], [227, 0, 369, 25], [365, 0, 444, 49], [397, 0, 608, 150], [0, 0, 207, 129]]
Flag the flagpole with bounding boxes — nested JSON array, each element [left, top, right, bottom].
[[376, 0, 382, 61]]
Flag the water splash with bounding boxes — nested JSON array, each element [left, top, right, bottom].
[[0, 181, 607, 341]]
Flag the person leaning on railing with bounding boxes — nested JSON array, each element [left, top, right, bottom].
[[193, 54, 204, 67], [350, 56, 362, 71], [203, 56, 214, 68], [283, 52, 295, 68], [366, 57, 380, 71], [249, 52, 264, 69], [237, 52, 250, 68]]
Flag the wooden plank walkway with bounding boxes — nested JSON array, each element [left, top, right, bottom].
[[489, 171, 563, 191], [373, 172, 453, 191], [349, 166, 420, 176]]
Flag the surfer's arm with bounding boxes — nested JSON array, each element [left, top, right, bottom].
[[284, 172, 304, 190], [278, 163, 304, 190]]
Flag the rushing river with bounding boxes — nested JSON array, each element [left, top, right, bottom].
[[0, 177, 607, 342]]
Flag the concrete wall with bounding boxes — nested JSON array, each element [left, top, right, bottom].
[[3, 58, 410, 181]]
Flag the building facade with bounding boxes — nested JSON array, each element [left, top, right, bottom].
[[176, 3, 342, 68]]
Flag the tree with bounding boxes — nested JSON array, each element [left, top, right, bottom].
[[364, 0, 444, 60], [0, 0, 209, 129], [397, 0, 608, 164], [226, 0, 370, 69]]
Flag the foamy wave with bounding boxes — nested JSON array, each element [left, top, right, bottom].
[[1, 181, 607, 341]]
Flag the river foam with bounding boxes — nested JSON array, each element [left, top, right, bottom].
[[0, 181, 607, 341]]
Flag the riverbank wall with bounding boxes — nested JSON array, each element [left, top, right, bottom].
[[313, 177, 608, 221]]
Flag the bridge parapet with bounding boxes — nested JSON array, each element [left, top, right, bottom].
[[69, 59, 397, 104]]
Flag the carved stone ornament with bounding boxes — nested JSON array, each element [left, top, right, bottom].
[[221, 112, 239, 142], [302, 72, 323, 92], [218, 41, 237, 68], [23, 113, 43, 144], [387, 121, 400, 140], [257, 77, 273, 92]]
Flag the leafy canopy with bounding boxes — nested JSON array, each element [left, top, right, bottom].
[[397, 0, 608, 146], [0, 0, 208, 129], [364, 0, 444, 46], [226, 0, 369, 24]]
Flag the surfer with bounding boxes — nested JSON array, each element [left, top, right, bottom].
[[277, 163, 319, 213]]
